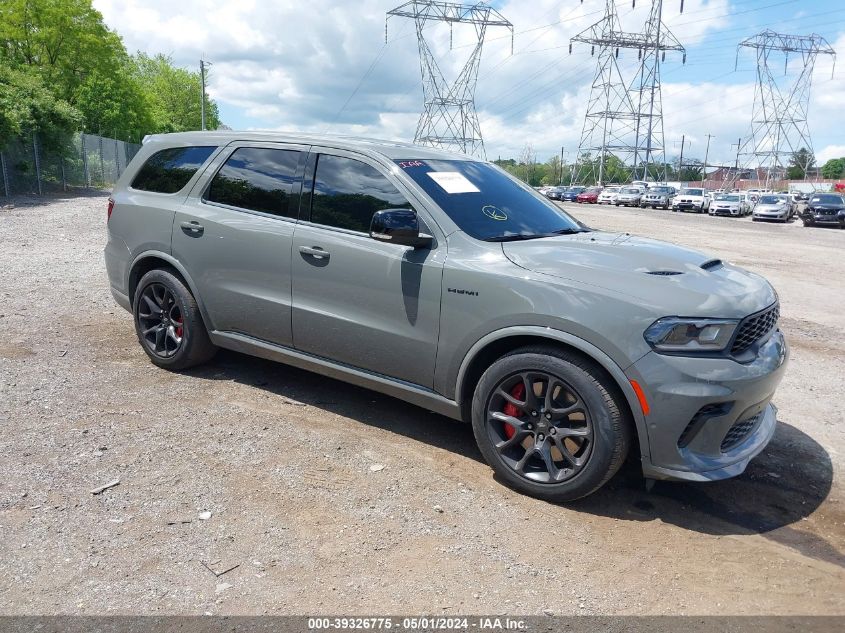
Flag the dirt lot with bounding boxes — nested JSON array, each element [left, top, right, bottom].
[[0, 194, 843, 615]]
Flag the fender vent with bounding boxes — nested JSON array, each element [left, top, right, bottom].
[[701, 259, 723, 271]]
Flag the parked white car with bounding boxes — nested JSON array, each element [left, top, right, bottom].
[[597, 186, 620, 204], [672, 188, 710, 213], [709, 193, 749, 217]]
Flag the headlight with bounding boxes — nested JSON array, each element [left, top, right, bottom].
[[644, 318, 739, 353]]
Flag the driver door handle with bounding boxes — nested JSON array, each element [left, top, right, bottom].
[[299, 245, 330, 260]]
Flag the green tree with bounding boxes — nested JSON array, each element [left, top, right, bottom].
[[0, 1, 126, 103], [74, 63, 155, 142], [820, 157, 845, 179], [0, 1, 222, 143], [786, 147, 815, 180], [0, 64, 81, 150], [133, 52, 221, 133]]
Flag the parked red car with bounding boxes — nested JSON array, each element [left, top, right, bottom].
[[576, 187, 601, 203]]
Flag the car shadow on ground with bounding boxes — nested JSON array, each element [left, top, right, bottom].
[[189, 349, 838, 567]]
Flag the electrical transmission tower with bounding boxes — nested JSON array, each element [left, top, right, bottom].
[[386, 1, 513, 158], [731, 30, 836, 188], [569, 1, 685, 185]]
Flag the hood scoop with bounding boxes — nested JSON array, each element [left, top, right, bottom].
[[701, 259, 723, 271], [645, 270, 683, 276]]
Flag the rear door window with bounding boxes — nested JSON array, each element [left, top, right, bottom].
[[205, 147, 304, 218], [131, 146, 216, 193], [309, 154, 410, 233]]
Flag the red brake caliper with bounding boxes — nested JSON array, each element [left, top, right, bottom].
[[502, 382, 525, 439], [175, 315, 183, 338]]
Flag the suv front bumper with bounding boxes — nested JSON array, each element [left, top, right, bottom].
[[626, 329, 788, 481]]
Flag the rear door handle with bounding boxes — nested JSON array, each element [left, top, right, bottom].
[[180, 220, 204, 236], [299, 245, 330, 260]]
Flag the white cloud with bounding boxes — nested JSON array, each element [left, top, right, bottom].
[[817, 145, 845, 164], [93, 0, 842, 164]]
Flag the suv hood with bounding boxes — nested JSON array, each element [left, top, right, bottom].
[[502, 232, 776, 318]]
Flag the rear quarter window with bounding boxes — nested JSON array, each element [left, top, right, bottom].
[[131, 146, 216, 194]]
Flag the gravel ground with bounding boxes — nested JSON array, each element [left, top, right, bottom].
[[0, 193, 843, 615]]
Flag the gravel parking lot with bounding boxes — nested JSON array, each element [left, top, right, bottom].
[[1, 194, 843, 615]]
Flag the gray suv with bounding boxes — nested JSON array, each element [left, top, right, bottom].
[[105, 132, 788, 501]]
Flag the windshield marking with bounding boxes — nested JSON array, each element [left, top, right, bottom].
[[426, 171, 480, 194], [482, 205, 508, 221]]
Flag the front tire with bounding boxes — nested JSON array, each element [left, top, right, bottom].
[[133, 269, 217, 370], [471, 347, 631, 502]]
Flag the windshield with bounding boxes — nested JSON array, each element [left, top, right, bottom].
[[649, 187, 672, 194], [811, 194, 844, 204], [620, 188, 639, 194], [715, 194, 739, 202], [759, 195, 781, 204], [396, 159, 585, 241], [680, 189, 703, 196]]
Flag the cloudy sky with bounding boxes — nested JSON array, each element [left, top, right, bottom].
[[93, 0, 844, 167]]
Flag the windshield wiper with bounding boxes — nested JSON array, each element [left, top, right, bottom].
[[552, 228, 591, 235], [484, 233, 550, 242], [485, 227, 591, 242]]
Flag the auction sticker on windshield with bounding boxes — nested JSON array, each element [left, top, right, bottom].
[[426, 171, 480, 194]]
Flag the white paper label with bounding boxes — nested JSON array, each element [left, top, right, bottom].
[[426, 171, 480, 194]]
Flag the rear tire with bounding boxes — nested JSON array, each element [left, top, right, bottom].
[[133, 269, 217, 370], [471, 347, 631, 502]]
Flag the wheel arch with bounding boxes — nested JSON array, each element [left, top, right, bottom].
[[455, 327, 650, 461], [126, 252, 212, 327]]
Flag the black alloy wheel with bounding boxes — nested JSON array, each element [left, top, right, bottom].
[[132, 268, 217, 370], [137, 282, 184, 358], [485, 371, 594, 484], [471, 348, 631, 501]]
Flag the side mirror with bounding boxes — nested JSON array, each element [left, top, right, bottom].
[[370, 209, 432, 248]]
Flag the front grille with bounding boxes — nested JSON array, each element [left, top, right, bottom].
[[721, 414, 761, 451], [731, 302, 779, 356]]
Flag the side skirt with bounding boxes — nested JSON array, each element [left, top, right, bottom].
[[209, 331, 463, 421]]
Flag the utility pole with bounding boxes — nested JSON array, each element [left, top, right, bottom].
[[730, 137, 742, 187], [702, 134, 713, 186], [559, 146, 565, 185], [200, 59, 212, 131], [675, 135, 688, 182]]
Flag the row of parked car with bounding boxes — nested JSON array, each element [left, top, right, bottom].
[[539, 184, 845, 227]]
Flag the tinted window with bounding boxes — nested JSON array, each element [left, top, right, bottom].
[[310, 155, 410, 232], [395, 159, 584, 241], [680, 189, 703, 195], [206, 147, 302, 217], [811, 194, 843, 204], [131, 146, 215, 193]]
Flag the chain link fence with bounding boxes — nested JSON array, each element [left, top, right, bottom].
[[1, 132, 141, 197]]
